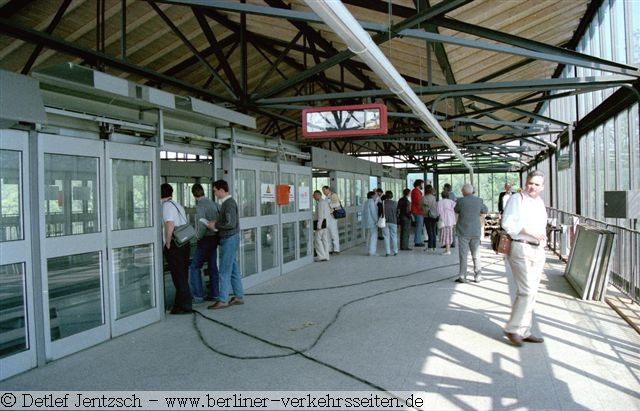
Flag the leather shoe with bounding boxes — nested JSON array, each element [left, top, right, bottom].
[[229, 297, 244, 306], [523, 335, 544, 343], [207, 301, 229, 310], [504, 332, 523, 346]]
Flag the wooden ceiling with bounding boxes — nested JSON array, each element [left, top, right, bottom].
[[1, 0, 637, 171]]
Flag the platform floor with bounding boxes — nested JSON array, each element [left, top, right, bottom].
[[3, 239, 640, 410]]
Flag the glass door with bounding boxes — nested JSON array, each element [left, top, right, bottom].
[[0, 130, 36, 379], [235, 158, 280, 287], [106, 143, 160, 336], [280, 164, 313, 273], [38, 134, 109, 360]]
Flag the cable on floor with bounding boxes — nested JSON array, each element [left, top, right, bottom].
[[191, 255, 506, 394]]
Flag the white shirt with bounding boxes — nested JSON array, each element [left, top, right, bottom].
[[314, 199, 331, 230], [162, 200, 187, 246], [501, 192, 547, 244]]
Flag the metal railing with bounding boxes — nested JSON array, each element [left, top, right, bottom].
[[546, 208, 639, 303]]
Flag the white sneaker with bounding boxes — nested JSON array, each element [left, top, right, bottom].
[[443, 251, 451, 255], [474, 274, 483, 283]]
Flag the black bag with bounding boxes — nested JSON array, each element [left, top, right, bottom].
[[333, 205, 346, 219]]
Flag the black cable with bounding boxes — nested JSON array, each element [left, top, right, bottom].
[[192, 255, 505, 395]]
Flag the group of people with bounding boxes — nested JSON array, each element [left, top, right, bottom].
[[163, 173, 548, 347], [361, 173, 549, 346], [160, 179, 244, 315]]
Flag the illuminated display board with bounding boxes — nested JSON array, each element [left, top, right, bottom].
[[301, 103, 387, 138]]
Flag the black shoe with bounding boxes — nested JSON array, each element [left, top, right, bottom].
[[414, 243, 425, 247], [170, 307, 193, 315]]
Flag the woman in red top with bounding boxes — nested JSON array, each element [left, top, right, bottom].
[[410, 179, 424, 247]]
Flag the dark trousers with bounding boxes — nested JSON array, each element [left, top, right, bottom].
[[424, 217, 438, 249], [399, 216, 412, 249], [164, 241, 192, 311]]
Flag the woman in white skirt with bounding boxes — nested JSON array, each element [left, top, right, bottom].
[[437, 190, 457, 255]]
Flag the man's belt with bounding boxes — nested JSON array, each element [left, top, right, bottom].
[[512, 238, 540, 246]]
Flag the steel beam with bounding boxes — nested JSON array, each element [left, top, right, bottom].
[[0, 17, 236, 104], [21, 0, 72, 74]]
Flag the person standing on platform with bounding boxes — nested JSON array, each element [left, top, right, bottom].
[[411, 179, 425, 247], [322, 185, 341, 254], [313, 190, 331, 262], [382, 191, 398, 256], [188, 183, 220, 304], [501, 171, 547, 346], [161, 183, 192, 314], [437, 190, 457, 255], [206, 180, 244, 309], [363, 191, 378, 256], [454, 184, 488, 283], [442, 183, 457, 248], [498, 183, 513, 214], [421, 184, 439, 253], [397, 188, 412, 250]]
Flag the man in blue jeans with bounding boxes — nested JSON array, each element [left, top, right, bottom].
[[206, 180, 244, 309], [188, 183, 219, 303]]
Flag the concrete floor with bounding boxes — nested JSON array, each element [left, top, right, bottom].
[[3, 239, 639, 410]]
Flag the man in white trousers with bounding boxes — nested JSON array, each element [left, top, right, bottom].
[[501, 170, 547, 346], [322, 185, 341, 254], [313, 190, 331, 262]]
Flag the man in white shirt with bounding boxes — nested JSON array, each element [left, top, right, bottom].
[[322, 185, 341, 254], [501, 170, 547, 346], [313, 190, 331, 262], [161, 183, 192, 314]]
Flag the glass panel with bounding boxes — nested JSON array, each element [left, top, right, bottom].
[[261, 225, 277, 271], [260, 171, 276, 216], [617, 111, 630, 190], [282, 222, 296, 263], [298, 174, 311, 211], [0, 263, 27, 358], [240, 228, 257, 277], [280, 173, 295, 214], [235, 169, 256, 218], [355, 178, 363, 206], [112, 159, 152, 230], [47, 252, 103, 341], [299, 220, 310, 258], [0, 150, 22, 242], [113, 244, 154, 319], [44, 154, 99, 237], [337, 178, 347, 207]]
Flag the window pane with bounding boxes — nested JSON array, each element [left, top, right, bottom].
[[235, 169, 256, 218], [0, 263, 27, 358], [282, 222, 296, 263], [113, 244, 155, 319], [112, 159, 152, 230], [280, 172, 295, 214], [617, 111, 630, 190], [240, 228, 257, 277], [299, 220, 311, 258], [259, 171, 276, 216], [298, 174, 311, 211], [355, 178, 363, 206], [45, 154, 99, 237], [47, 252, 103, 341], [0, 150, 22, 242], [261, 225, 277, 271]]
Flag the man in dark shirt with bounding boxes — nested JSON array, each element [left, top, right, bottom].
[[206, 180, 244, 309], [189, 183, 220, 303], [498, 183, 513, 214], [397, 188, 412, 250]]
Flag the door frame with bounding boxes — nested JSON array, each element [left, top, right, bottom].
[[0, 130, 37, 379]]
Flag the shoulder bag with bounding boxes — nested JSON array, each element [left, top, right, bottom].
[[170, 201, 196, 247], [332, 201, 346, 219]]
